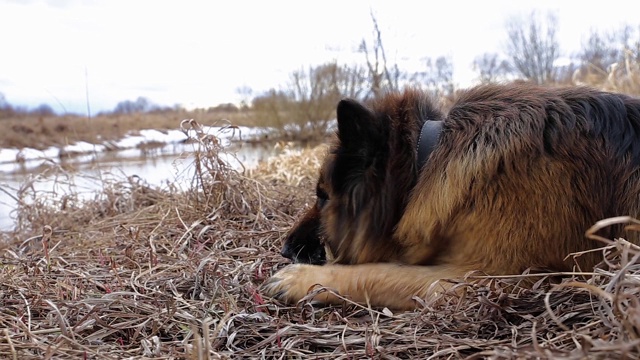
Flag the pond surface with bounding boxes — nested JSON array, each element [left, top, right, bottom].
[[0, 141, 281, 231]]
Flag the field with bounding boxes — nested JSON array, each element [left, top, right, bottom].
[[0, 106, 327, 153], [0, 109, 256, 150], [0, 121, 639, 359]]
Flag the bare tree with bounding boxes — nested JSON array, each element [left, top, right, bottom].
[[573, 25, 640, 94], [289, 64, 340, 133], [472, 52, 512, 83], [333, 63, 368, 100], [413, 56, 456, 98], [251, 89, 291, 129], [289, 62, 368, 134], [359, 12, 401, 98], [0, 93, 8, 109], [31, 104, 55, 117], [251, 62, 368, 139], [0, 92, 14, 119], [577, 25, 640, 75], [112, 96, 158, 114], [579, 30, 620, 74], [505, 11, 560, 84], [235, 86, 254, 110]]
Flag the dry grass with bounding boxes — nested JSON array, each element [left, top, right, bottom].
[[0, 109, 257, 150], [1, 120, 640, 359], [248, 143, 328, 187], [572, 53, 640, 96]]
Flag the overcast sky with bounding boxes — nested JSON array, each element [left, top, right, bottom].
[[1, 0, 640, 114]]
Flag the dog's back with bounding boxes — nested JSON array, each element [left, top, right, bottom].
[[396, 84, 640, 274]]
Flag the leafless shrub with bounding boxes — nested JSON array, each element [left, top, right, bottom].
[[414, 55, 457, 99], [473, 52, 513, 83], [573, 25, 640, 95], [251, 62, 366, 141], [505, 11, 560, 84]]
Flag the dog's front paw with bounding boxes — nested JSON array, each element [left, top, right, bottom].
[[262, 264, 332, 305]]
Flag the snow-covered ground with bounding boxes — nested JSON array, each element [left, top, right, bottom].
[[0, 125, 270, 172]]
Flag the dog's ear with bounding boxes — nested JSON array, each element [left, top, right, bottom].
[[333, 99, 386, 207], [336, 99, 383, 148]]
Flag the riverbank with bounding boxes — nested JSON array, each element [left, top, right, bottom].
[[0, 108, 257, 149], [0, 120, 270, 174], [0, 118, 325, 231]]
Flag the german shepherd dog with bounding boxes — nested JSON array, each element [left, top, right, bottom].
[[262, 83, 640, 310]]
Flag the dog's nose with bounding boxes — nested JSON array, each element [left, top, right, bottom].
[[280, 242, 294, 260]]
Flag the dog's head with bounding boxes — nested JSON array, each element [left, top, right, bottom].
[[281, 95, 426, 265], [280, 201, 326, 265]]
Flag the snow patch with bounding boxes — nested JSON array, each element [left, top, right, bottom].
[[0, 126, 273, 170]]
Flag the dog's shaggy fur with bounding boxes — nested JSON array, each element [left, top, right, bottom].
[[262, 83, 640, 310]]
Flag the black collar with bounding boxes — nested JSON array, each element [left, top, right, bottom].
[[416, 120, 443, 170]]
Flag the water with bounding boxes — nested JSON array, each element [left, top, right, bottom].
[[0, 141, 281, 231]]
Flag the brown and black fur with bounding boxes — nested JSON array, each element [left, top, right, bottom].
[[263, 83, 640, 310]]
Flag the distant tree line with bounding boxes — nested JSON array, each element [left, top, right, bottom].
[[0, 92, 247, 120], [247, 11, 640, 139], [0, 93, 171, 119], [475, 12, 640, 92], [104, 96, 175, 115], [0, 93, 57, 119]]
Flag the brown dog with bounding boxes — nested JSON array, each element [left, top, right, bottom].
[[262, 83, 640, 310]]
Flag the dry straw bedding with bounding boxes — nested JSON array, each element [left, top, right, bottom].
[[0, 121, 639, 359]]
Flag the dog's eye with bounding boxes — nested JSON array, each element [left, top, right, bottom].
[[316, 187, 329, 208]]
